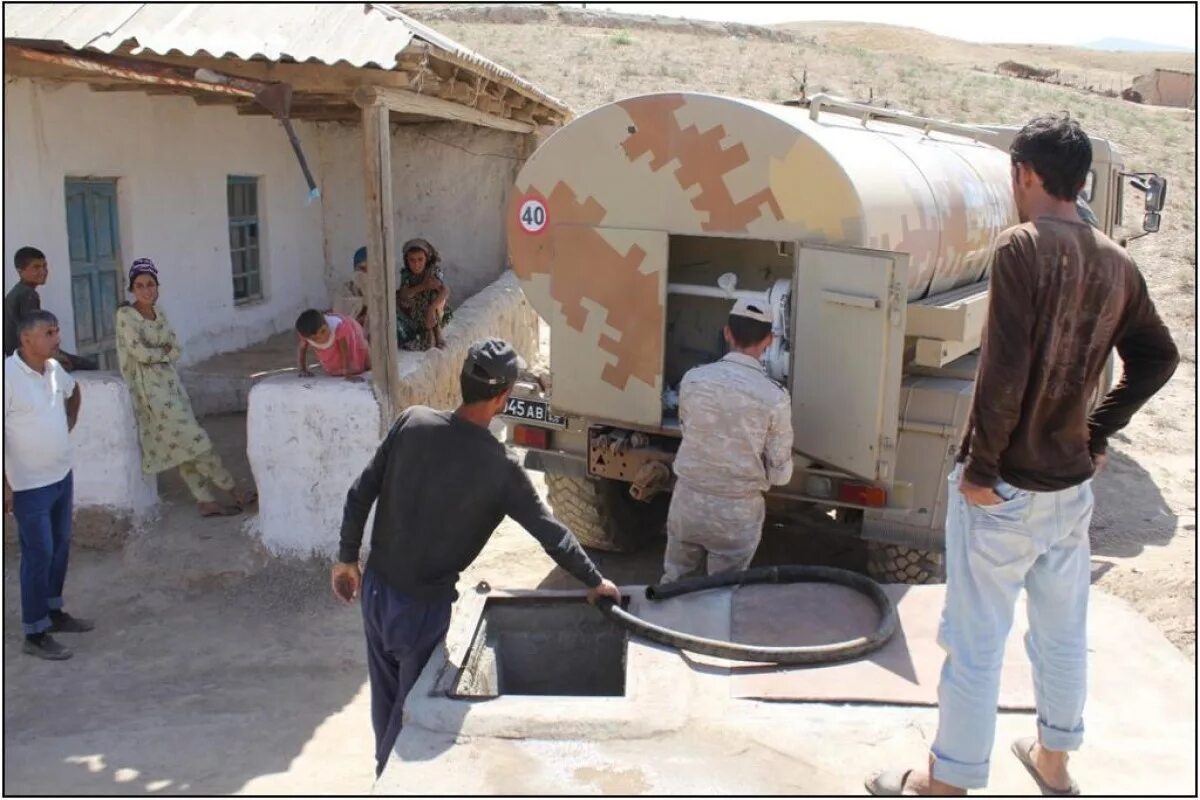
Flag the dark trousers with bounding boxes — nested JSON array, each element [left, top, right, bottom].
[[13, 472, 74, 635], [360, 566, 452, 779]]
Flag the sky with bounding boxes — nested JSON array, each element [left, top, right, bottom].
[[583, 3, 1197, 49]]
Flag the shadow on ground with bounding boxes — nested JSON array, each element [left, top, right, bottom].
[[3, 414, 374, 795], [1089, 445, 1179, 559]]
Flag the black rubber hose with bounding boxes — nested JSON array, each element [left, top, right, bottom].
[[594, 565, 897, 665]]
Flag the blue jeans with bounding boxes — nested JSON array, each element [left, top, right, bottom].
[[12, 472, 75, 635], [931, 465, 1092, 790], [360, 566, 452, 779]]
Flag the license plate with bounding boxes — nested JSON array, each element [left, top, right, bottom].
[[501, 397, 567, 429]]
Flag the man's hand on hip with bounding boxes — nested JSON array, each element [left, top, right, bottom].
[[587, 578, 621, 605], [331, 562, 362, 604], [960, 478, 1004, 507]]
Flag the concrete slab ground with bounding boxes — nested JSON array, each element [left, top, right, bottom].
[[180, 332, 297, 417], [378, 586, 1196, 795]]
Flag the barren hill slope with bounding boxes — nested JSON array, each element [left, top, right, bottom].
[[784, 21, 1194, 88], [407, 7, 1197, 656]]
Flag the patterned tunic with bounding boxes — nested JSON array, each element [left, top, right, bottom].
[[396, 265, 451, 350], [115, 305, 213, 474]]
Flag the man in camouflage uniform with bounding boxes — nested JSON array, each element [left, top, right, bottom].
[[662, 298, 794, 583]]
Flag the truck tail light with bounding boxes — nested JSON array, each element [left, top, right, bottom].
[[838, 482, 888, 508], [512, 425, 549, 449]]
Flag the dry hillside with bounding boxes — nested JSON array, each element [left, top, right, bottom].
[[788, 21, 1195, 91], [411, 10, 1197, 655]]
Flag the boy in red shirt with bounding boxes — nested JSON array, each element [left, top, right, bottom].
[[295, 309, 370, 380]]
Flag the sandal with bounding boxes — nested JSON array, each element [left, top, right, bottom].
[[1011, 737, 1080, 796], [865, 769, 922, 796], [232, 487, 259, 509]]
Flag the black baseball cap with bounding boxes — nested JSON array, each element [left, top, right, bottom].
[[462, 338, 525, 387]]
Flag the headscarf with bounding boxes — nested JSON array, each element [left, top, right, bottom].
[[353, 246, 367, 270], [128, 258, 159, 289], [402, 238, 439, 269]]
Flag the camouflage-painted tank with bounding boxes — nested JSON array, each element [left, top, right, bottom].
[[507, 92, 1016, 428], [501, 92, 1161, 580]]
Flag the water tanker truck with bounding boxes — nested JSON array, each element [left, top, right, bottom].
[[500, 92, 1168, 582]]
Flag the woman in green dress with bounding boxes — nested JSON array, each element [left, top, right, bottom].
[[395, 238, 451, 350], [115, 259, 256, 517]]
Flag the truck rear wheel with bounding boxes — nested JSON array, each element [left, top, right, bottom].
[[866, 542, 945, 585], [545, 474, 668, 553]]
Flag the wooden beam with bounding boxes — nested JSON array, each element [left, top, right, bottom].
[[398, 45, 571, 119], [361, 101, 403, 429], [442, 78, 478, 105], [6, 45, 255, 98], [476, 95, 506, 115], [126, 50, 417, 96], [236, 103, 353, 116], [88, 83, 157, 92], [353, 85, 534, 134]]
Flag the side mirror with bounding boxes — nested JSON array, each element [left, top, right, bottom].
[[1145, 176, 1167, 212], [1142, 212, 1161, 233]]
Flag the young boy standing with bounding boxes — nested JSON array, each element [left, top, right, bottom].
[[4, 247, 97, 370], [295, 309, 370, 380]]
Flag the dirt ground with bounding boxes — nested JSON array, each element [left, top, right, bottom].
[[0, 413, 868, 796], [4, 377, 1194, 796]]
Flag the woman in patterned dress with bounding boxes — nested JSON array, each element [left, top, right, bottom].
[[115, 259, 257, 517], [395, 238, 451, 351]]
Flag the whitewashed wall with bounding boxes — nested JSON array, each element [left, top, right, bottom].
[[70, 373, 158, 514], [2, 78, 328, 365]]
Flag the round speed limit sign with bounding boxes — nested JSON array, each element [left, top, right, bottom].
[[518, 197, 549, 235]]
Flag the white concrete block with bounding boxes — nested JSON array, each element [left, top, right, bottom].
[[247, 270, 539, 557], [70, 373, 158, 515], [247, 375, 380, 558]]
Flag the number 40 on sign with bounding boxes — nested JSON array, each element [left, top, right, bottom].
[[518, 197, 548, 235]]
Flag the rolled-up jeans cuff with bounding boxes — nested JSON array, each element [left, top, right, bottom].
[[1038, 719, 1084, 752], [930, 751, 989, 790], [47, 596, 64, 611], [22, 616, 52, 636]]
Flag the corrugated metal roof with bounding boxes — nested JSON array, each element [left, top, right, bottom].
[[3, 2, 569, 115]]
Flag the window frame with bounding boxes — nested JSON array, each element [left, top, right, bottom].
[[227, 175, 263, 305]]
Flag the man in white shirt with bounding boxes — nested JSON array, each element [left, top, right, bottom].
[[4, 310, 92, 660], [662, 298, 795, 582]]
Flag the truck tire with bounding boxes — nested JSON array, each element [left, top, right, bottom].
[[545, 474, 668, 553], [866, 542, 945, 585]]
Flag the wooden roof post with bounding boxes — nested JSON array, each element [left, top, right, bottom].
[[360, 99, 402, 430]]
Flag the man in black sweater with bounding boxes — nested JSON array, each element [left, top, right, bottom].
[[333, 337, 620, 779]]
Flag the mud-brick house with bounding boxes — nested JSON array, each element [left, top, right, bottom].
[[3, 3, 569, 538], [3, 2, 567, 372], [1131, 68, 1196, 109]]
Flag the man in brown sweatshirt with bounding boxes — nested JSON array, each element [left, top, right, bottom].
[[868, 116, 1179, 796]]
